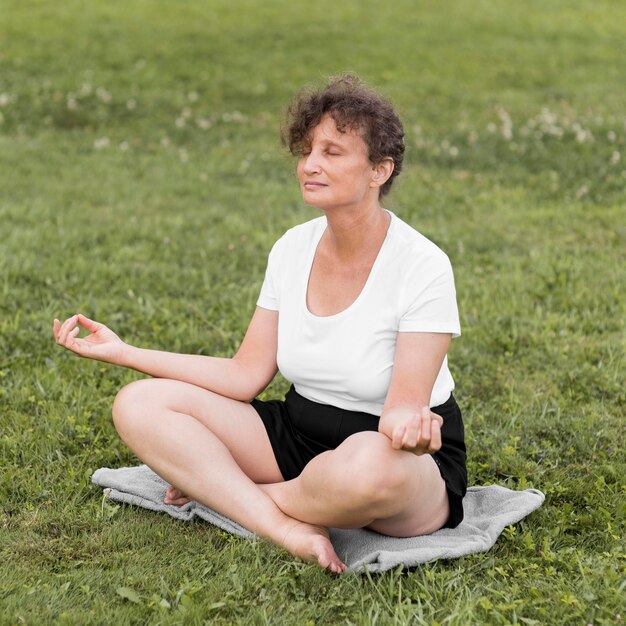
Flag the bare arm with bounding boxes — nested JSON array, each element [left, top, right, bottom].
[[53, 307, 279, 402], [378, 332, 452, 454]]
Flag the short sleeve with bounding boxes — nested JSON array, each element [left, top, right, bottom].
[[256, 241, 279, 311], [398, 255, 461, 337]]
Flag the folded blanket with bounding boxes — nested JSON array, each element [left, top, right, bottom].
[[92, 465, 544, 573]]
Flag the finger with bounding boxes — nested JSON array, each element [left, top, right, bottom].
[[53, 319, 61, 341], [392, 425, 406, 449], [77, 313, 103, 332], [427, 419, 442, 453], [418, 406, 432, 445], [59, 315, 78, 345], [431, 411, 443, 428], [56, 317, 70, 343], [65, 327, 81, 349], [402, 414, 421, 448]]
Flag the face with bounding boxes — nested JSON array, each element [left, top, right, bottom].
[[296, 114, 388, 212]]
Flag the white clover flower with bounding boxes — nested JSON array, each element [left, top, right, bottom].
[[610, 151, 620, 165], [607, 130, 616, 142], [546, 125, 563, 138], [223, 111, 246, 123], [181, 106, 192, 119], [119, 141, 129, 152], [195, 118, 211, 130], [575, 128, 592, 143], [179, 148, 189, 162], [575, 185, 589, 199], [538, 108, 557, 125], [449, 146, 459, 157], [487, 122, 497, 133], [67, 97, 78, 111], [79, 83, 92, 96], [96, 87, 112, 103], [496, 106, 513, 140], [175, 117, 186, 128], [467, 130, 478, 145], [187, 91, 199, 102], [94, 137, 110, 149], [126, 99, 137, 110], [0, 93, 11, 107], [160, 136, 171, 146]]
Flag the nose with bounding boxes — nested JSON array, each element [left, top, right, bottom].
[[301, 150, 321, 175]]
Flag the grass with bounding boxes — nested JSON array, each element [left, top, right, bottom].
[[1, 0, 625, 623]]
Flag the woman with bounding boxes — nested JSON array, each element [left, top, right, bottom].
[[54, 75, 466, 574]]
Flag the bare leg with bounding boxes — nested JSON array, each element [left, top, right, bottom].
[[260, 431, 450, 537], [112, 379, 346, 573]]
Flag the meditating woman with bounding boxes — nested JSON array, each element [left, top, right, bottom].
[[54, 75, 466, 574]]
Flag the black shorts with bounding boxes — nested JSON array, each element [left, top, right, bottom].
[[251, 386, 467, 529]]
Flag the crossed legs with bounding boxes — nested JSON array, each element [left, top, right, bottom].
[[259, 432, 449, 537], [112, 378, 449, 573]]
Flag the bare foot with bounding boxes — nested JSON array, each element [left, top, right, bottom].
[[164, 485, 192, 506], [164, 484, 345, 573], [280, 521, 346, 574]]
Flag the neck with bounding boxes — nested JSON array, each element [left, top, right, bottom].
[[322, 202, 390, 262]]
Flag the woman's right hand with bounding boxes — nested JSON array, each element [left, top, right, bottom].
[[53, 313, 126, 365]]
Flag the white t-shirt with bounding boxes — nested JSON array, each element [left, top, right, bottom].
[[257, 210, 461, 415]]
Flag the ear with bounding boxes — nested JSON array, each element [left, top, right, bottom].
[[370, 157, 394, 190]]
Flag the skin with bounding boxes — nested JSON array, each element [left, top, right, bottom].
[[54, 114, 453, 574]]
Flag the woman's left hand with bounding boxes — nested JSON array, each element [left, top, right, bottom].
[[385, 406, 443, 455]]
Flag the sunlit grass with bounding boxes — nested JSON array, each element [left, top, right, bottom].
[[1, 0, 624, 624]]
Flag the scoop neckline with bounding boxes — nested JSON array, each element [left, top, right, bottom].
[[302, 210, 396, 321]]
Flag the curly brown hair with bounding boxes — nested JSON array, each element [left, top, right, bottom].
[[282, 74, 405, 197]]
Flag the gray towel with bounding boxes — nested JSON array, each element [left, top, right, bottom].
[[92, 465, 544, 573]]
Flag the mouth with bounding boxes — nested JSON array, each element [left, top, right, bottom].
[[303, 181, 327, 189]]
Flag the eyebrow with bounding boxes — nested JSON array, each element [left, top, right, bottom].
[[303, 139, 346, 150]]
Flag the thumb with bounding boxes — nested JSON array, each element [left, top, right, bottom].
[[425, 406, 443, 428], [77, 313, 103, 332]]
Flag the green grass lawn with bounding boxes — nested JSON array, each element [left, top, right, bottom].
[[1, 0, 625, 623]]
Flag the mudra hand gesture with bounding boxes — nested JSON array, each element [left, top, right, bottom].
[[386, 405, 444, 455], [53, 314, 125, 365]]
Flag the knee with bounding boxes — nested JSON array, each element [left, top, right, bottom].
[[112, 379, 157, 441], [339, 432, 411, 505]]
